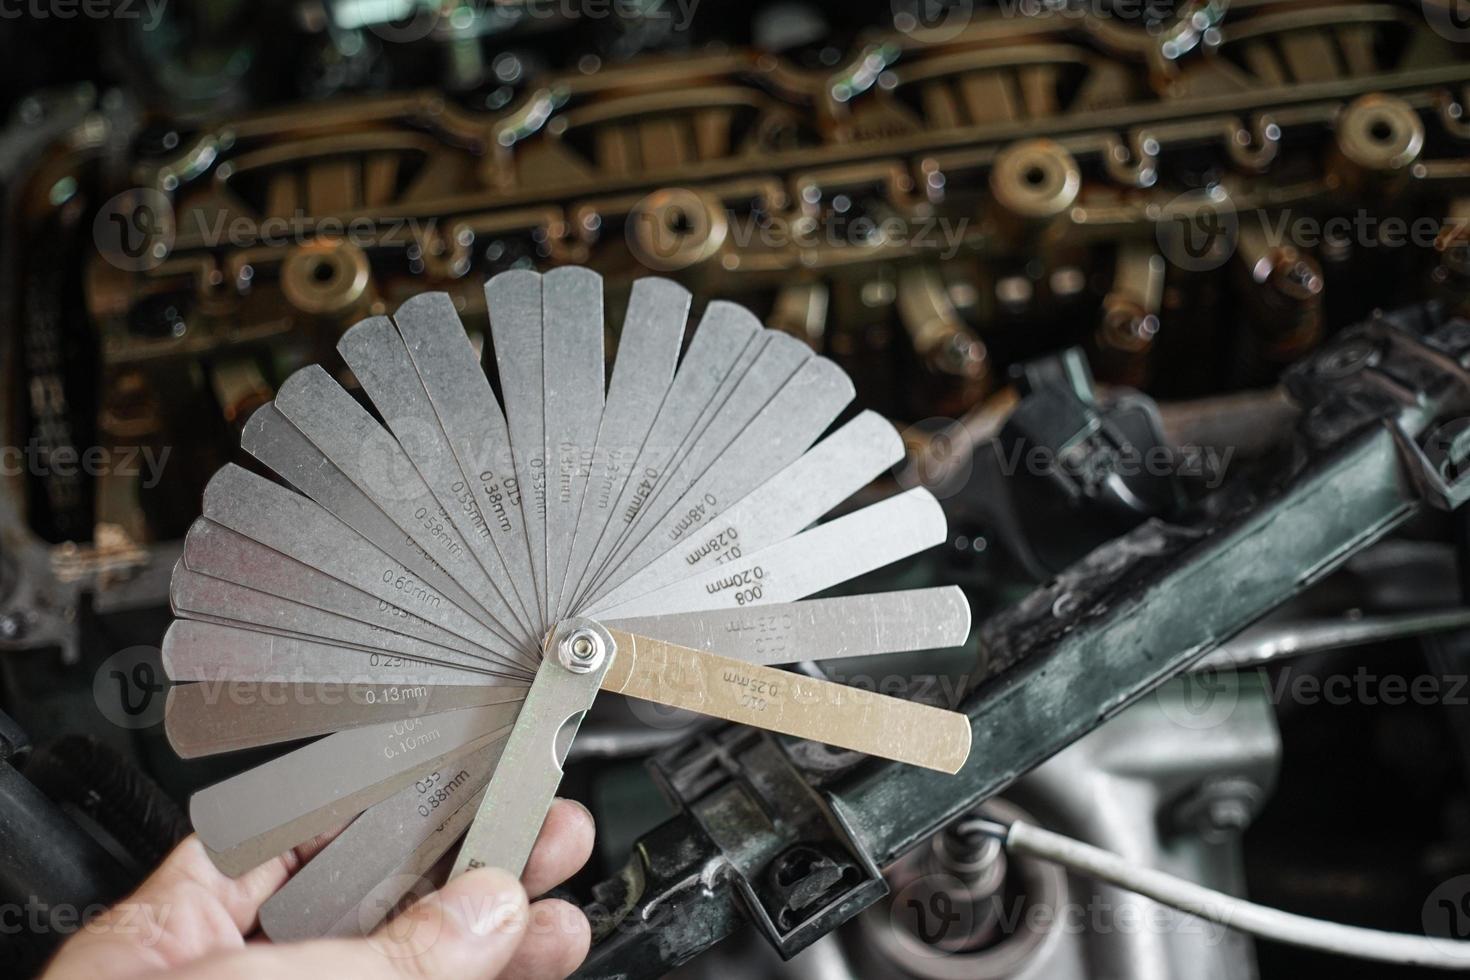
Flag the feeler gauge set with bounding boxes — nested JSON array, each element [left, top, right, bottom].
[[162, 267, 973, 938]]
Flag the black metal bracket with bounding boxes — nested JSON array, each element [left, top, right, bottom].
[[644, 727, 887, 958], [576, 302, 1470, 979]]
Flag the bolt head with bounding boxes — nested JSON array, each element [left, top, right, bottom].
[[558, 626, 605, 673]]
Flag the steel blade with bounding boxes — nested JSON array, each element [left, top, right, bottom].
[[201, 466, 536, 672], [541, 267, 606, 626], [485, 269, 549, 631], [560, 300, 761, 612], [394, 291, 540, 634], [601, 629, 971, 773], [583, 355, 855, 605], [591, 487, 946, 619], [166, 681, 524, 757], [571, 327, 811, 605], [260, 750, 499, 940], [338, 317, 537, 638], [603, 587, 970, 665], [170, 560, 503, 671], [193, 703, 519, 875], [599, 410, 902, 607], [161, 620, 506, 687], [272, 367, 532, 650], [550, 276, 688, 621]]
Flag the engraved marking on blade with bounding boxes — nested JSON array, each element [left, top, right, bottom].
[[602, 630, 971, 773]]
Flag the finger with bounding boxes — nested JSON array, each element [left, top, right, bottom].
[[500, 899, 591, 980], [521, 798, 594, 898], [139, 826, 346, 936], [201, 866, 529, 980], [43, 828, 343, 976], [365, 867, 528, 979]]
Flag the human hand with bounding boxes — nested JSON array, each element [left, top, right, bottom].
[[41, 798, 595, 980]]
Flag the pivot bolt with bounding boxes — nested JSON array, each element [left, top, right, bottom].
[[559, 627, 605, 673]]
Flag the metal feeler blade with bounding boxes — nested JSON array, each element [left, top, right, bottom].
[[549, 276, 688, 623], [601, 629, 972, 774], [598, 410, 903, 608], [270, 367, 533, 654], [541, 267, 606, 628], [393, 291, 540, 634], [557, 301, 761, 617], [193, 704, 520, 875], [449, 618, 614, 879], [170, 561, 518, 675], [337, 318, 537, 641], [201, 466, 535, 672], [590, 486, 947, 620], [261, 741, 506, 941], [602, 587, 971, 665], [486, 269, 550, 634], [179, 520, 515, 669], [566, 315, 787, 611], [165, 681, 525, 758], [581, 356, 856, 606], [581, 329, 812, 587]]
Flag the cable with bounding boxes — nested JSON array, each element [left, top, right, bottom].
[[992, 818, 1470, 971]]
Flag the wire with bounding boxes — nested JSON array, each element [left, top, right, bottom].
[[994, 819, 1470, 971]]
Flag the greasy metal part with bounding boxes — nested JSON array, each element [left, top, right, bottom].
[[75, 3, 1470, 384], [1094, 244, 1165, 389], [1193, 607, 1470, 671], [576, 304, 1470, 976]]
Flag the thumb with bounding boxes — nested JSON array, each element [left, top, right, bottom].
[[365, 867, 529, 979], [191, 869, 528, 980]]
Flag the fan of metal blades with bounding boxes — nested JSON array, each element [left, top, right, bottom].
[[161, 267, 974, 939]]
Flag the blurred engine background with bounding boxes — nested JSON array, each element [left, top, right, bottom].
[[3, 1, 1470, 977]]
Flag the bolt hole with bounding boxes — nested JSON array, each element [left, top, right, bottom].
[[1369, 118, 1395, 144], [1023, 164, 1048, 187], [311, 260, 337, 284]]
